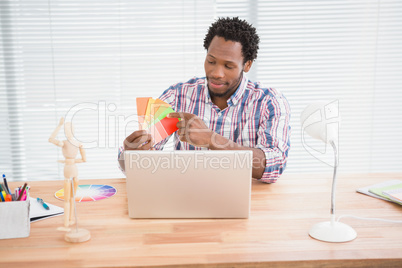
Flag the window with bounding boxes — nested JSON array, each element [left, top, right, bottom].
[[0, 0, 214, 181], [1, 0, 401, 181], [218, 0, 402, 173]]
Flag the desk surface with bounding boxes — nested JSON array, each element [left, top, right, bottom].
[[1, 173, 402, 267]]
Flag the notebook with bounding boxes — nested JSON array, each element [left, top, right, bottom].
[[29, 197, 64, 222], [356, 179, 402, 205], [124, 150, 253, 219]]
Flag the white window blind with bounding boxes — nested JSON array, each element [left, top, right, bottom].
[[217, 0, 402, 174], [1, 0, 402, 182], [0, 0, 214, 181]]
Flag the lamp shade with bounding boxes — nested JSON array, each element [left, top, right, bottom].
[[300, 100, 340, 144]]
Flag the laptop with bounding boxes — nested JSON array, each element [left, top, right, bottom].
[[124, 150, 252, 219]]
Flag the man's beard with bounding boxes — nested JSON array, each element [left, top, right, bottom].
[[208, 72, 243, 98], [208, 85, 232, 98]]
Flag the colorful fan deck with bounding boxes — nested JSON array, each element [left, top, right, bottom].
[[55, 184, 117, 202], [136, 97, 179, 144]]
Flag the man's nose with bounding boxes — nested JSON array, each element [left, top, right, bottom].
[[210, 65, 224, 79]]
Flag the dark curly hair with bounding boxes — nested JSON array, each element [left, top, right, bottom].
[[204, 17, 260, 64]]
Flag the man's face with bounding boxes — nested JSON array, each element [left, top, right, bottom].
[[204, 36, 252, 99]]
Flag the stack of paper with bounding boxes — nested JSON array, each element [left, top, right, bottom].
[[383, 188, 402, 203], [356, 180, 402, 205], [136, 97, 179, 144]]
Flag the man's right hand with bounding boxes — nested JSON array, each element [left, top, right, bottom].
[[124, 130, 154, 150]]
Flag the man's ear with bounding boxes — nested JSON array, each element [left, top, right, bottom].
[[243, 60, 253, 73]]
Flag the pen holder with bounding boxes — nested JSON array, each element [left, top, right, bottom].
[[0, 195, 30, 239]]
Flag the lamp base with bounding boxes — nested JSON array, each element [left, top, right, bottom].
[[309, 221, 357, 243]]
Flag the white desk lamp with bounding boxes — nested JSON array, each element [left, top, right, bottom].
[[300, 101, 357, 243]]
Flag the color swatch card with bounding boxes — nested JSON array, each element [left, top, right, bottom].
[[136, 97, 179, 144]]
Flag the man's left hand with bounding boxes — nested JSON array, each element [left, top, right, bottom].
[[168, 112, 213, 147]]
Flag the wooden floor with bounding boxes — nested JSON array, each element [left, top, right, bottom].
[[1, 173, 402, 267]]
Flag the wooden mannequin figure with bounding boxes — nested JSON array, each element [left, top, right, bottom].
[[49, 117, 91, 243]]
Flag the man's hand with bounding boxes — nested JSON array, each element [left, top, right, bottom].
[[168, 112, 266, 179], [124, 130, 154, 150], [168, 112, 213, 148]]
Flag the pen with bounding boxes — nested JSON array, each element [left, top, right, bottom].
[[0, 191, 5, 202], [3, 174, 10, 195], [17, 183, 27, 201], [37, 198, 49, 210], [21, 186, 30, 201]]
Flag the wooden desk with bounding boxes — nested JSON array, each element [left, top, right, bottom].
[[1, 173, 402, 267]]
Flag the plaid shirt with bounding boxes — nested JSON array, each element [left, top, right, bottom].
[[121, 75, 291, 183]]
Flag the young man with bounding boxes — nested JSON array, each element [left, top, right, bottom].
[[120, 17, 290, 183]]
